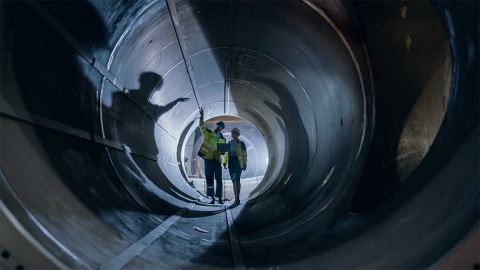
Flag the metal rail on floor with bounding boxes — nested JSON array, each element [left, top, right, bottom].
[[225, 207, 246, 270]]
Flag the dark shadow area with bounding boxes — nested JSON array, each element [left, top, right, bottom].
[[254, 76, 310, 198], [0, 1, 210, 252], [3, 0, 104, 132], [351, 1, 452, 212], [0, 2, 185, 265]]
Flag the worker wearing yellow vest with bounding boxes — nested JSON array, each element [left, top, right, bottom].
[[198, 108, 226, 204], [223, 127, 247, 206]]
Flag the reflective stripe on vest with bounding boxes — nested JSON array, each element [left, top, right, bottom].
[[224, 140, 247, 168], [236, 142, 247, 168], [198, 118, 225, 161], [199, 134, 225, 161]]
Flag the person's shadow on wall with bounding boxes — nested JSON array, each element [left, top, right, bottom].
[[129, 72, 190, 123], [106, 72, 193, 208], [108, 72, 190, 157]]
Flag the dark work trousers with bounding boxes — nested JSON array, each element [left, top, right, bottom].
[[204, 158, 223, 197], [228, 156, 242, 182]]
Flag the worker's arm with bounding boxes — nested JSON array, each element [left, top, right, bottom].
[[223, 153, 229, 169], [199, 108, 209, 138], [241, 141, 247, 170]]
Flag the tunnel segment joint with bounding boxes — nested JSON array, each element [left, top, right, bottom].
[[225, 207, 246, 270], [0, 107, 160, 162]]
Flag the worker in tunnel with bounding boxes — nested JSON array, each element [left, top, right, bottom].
[[223, 127, 248, 206], [198, 108, 226, 204]]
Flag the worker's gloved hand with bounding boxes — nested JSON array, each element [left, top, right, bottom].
[[199, 108, 204, 118], [223, 164, 227, 169], [242, 165, 247, 171]]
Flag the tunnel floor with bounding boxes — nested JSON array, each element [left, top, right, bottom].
[[98, 201, 256, 269], [123, 207, 234, 269]]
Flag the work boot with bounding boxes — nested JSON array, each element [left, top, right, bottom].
[[209, 197, 215, 204], [218, 198, 224, 204]]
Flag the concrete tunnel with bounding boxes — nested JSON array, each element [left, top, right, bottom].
[[0, 0, 478, 269]]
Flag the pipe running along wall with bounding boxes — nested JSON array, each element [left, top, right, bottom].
[[0, 0, 478, 269]]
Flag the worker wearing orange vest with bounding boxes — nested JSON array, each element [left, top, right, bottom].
[[223, 127, 247, 206], [198, 108, 226, 204]]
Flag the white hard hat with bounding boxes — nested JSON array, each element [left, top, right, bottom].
[[231, 127, 241, 136]]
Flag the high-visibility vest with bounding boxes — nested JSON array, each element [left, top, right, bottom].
[[197, 118, 225, 161], [223, 140, 248, 169]]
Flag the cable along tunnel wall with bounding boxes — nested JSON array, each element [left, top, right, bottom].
[[0, 0, 478, 269]]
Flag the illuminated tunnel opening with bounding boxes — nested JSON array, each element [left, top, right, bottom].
[[182, 115, 269, 201], [0, 0, 478, 269]]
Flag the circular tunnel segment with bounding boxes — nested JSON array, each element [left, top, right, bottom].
[[103, 0, 372, 235], [0, 0, 478, 269]]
